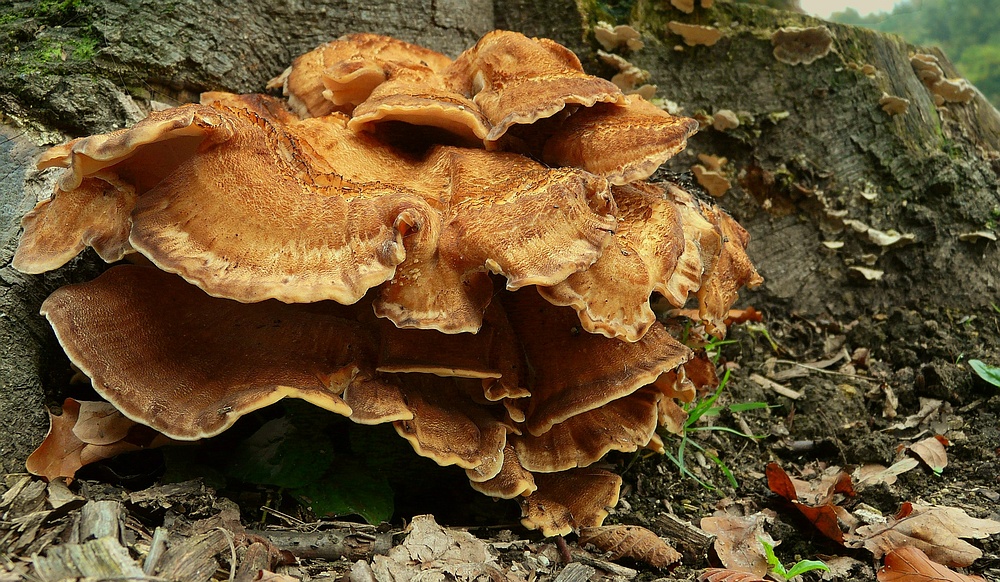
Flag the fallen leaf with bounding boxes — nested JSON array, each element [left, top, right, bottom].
[[371, 514, 512, 580], [907, 436, 948, 474], [765, 462, 855, 544], [74, 401, 136, 445], [788, 465, 856, 506], [26, 398, 170, 481], [881, 382, 899, 418], [701, 511, 775, 577], [698, 568, 768, 582], [877, 546, 986, 582], [969, 359, 1000, 387], [579, 525, 682, 568], [848, 503, 1000, 567], [751, 374, 802, 400], [765, 462, 797, 500], [891, 398, 945, 430], [853, 458, 920, 489]]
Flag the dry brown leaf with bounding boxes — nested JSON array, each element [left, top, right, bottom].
[[787, 464, 855, 506], [578, 525, 681, 568], [854, 459, 920, 489], [25, 398, 170, 481], [848, 503, 1000, 567], [891, 398, 945, 430], [877, 546, 986, 582], [74, 400, 136, 445], [698, 568, 768, 582], [907, 436, 948, 474], [371, 514, 511, 580], [700, 512, 775, 577]]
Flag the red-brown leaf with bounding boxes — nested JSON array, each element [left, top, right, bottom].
[[765, 462, 797, 501], [765, 462, 849, 544], [26, 398, 170, 481]]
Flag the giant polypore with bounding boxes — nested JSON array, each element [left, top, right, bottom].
[[15, 30, 761, 537]]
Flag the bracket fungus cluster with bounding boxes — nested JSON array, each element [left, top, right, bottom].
[[16, 30, 761, 537]]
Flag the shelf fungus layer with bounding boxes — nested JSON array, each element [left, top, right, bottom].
[[17, 29, 761, 536]]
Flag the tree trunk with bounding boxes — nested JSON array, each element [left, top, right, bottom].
[[2, 0, 998, 472]]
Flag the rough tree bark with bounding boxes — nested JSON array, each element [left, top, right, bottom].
[[2, 0, 998, 473]]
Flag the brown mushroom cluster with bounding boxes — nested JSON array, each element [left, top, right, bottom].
[[15, 31, 761, 536]]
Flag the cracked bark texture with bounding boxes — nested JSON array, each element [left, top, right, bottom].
[[2, 0, 999, 473]]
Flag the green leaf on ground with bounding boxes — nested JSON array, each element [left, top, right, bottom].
[[226, 417, 334, 489], [970, 359, 1000, 388], [292, 458, 394, 524]]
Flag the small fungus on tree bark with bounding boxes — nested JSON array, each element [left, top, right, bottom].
[[771, 26, 835, 66]]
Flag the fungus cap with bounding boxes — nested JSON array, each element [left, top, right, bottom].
[[501, 289, 691, 436], [13, 174, 136, 274], [539, 96, 700, 185], [346, 62, 490, 143], [512, 387, 662, 472], [667, 22, 723, 47], [519, 468, 622, 536], [771, 26, 835, 66], [469, 443, 537, 499], [448, 30, 625, 143], [40, 266, 390, 440], [270, 33, 452, 118], [392, 376, 509, 478], [537, 181, 689, 342]]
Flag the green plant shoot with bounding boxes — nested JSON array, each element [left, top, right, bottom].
[[760, 536, 830, 579], [661, 369, 769, 489]]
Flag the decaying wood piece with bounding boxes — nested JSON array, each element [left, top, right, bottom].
[[553, 562, 597, 582], [249, 527, 394, 561], [653, 512, 716, 559], [32, 536, 146, 581]]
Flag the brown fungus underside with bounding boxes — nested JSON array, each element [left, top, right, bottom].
[[16, 30, 760, 537]]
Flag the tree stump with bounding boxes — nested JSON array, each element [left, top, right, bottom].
[[2, 0, 997, 474]]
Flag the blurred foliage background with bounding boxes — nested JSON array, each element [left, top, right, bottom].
[[734, 0, 1000, 108], [832, 0, 1000, 108], [737, 0, 1000, 108]]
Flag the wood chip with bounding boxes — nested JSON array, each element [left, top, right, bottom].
[[251, 527, 393, 560], [78, 500, 123, 541], [33, 536, 145, 581], [572, 552, 639, 577], [652, 512, 715, 558], [554, 562, 597, 582]]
